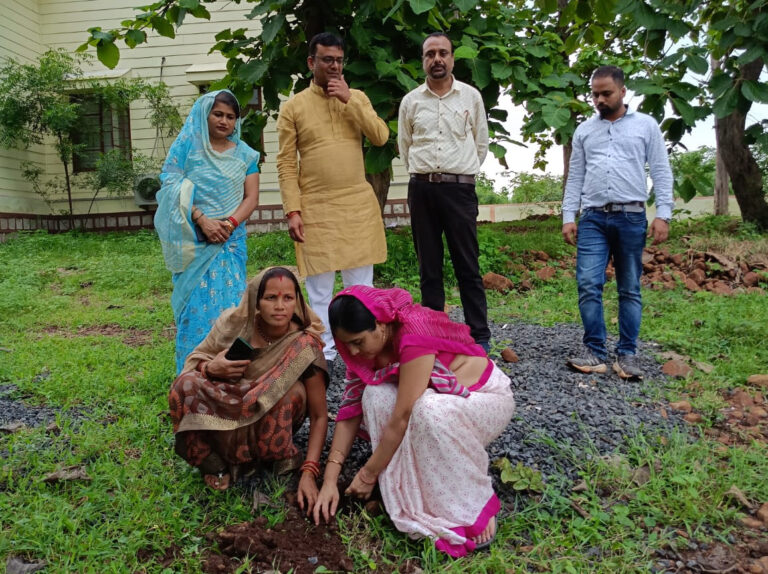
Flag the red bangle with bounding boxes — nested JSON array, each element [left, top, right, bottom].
[[227, 216, 239, 228], [286, 210, 300, 219], [199, 361, 209, 379], [300, 460, 320, 478]]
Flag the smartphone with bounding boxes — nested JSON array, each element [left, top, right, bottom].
[[194, 224, 207, 243], [225, 336, 256, 361]]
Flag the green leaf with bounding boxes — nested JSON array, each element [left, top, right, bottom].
[[150, 16, 175, 39], [91, 29, 114, 42], [491, 62, 513, 81], [261, 14, 286, 45], [542, 105, 571, 129], [124, 29, 147, 49], [535, 0, 558, 13], [594, 0, 616, 23], [671, 98, 695, 126], [684, 54, 708, 75], [468, 58, 492, 90], [713, 85, 740, 118], [454, 45, 479, 60], [454, 0, 475, 13], [736, 45, 766, 66], [238, 60, 269, 85], [628, 78, 666, 96], [396, 70, 419, 92], [97, 41, 120, 69], [364, 145, 393, 173], [408, 0, 436, 15], [710, 73, 733, 98], [741, 81, 768, 103], [524, 44, 549, 58], [489, 142, 506, 160], [178, 0, 199, 9], [576, 0, 592, 20]]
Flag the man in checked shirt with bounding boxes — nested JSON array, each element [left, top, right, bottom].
[[562, 65, 674, 380], [398, 32, 491, 352]]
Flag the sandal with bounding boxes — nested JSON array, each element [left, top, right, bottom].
[[204, 472, 231, 491], [473, 516, 497, 551]]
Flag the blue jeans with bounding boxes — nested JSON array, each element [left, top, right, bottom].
[[576, 209, 647, 359]]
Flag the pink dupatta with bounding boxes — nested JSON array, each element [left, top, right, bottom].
[[334, 286, 486, 422]]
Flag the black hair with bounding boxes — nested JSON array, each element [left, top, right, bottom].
[[257, 267, 308, 327], [309, 32, 344, 57], [422, 32, 454, 55], [213, 91, 241, 118], [328, 295, 377, 334], [591, 65, 625, 87]]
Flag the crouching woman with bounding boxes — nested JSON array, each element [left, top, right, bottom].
[[169, 267, 328, 512], [312, 286, 515, 557]]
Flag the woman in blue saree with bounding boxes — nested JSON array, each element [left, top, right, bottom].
[[155, 90, 260, 373]]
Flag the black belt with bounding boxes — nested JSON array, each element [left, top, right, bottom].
[[590, 201, 645, 213], [411, 173, 475, 184]]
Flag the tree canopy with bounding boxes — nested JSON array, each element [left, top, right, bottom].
[[81, 0, 768, 229]]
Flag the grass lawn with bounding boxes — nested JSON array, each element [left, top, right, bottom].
[[1, 216, 767, 573]]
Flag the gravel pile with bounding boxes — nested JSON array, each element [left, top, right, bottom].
[[298, 319, 682, 501]]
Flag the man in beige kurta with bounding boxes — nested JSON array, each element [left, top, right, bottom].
[[277, 32, 389, 361]]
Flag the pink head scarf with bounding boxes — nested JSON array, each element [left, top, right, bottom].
[[332, 286, 485, 385]]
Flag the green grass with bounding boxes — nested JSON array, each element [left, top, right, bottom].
[[1, 216, 767, 573]]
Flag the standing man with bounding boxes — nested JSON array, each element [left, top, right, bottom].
[[398, 32, 491, 351], [562, 65, 674, 380], [277, 33, 389, 362]]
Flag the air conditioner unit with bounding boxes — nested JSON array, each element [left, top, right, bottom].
[[134, 174, 161, 209]]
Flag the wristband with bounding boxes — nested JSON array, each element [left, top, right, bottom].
[[227, 216, 239, 228], [286, 210, 300, 219]]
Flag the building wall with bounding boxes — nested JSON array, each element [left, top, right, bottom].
[[0, 0, 47, 214]]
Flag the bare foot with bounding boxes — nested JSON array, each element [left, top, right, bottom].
[[472, 515, 496, 547], [204, 473, 231, 491]]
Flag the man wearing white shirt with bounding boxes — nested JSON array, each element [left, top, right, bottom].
[[562, 65, 674, 379], [398, 32, 490, 351]]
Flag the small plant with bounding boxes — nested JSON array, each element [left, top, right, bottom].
[[494, 458, 545, 493]]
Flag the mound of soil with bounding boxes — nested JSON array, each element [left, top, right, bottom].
[[201, 509, 353, 574]]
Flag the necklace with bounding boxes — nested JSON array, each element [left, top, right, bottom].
[[256, 318, 274, 346]]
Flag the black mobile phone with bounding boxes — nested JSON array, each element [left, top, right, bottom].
[[225, 336, 256, 361], [194, 224, 207, 243]]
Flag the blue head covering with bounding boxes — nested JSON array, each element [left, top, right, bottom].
[[154, 89, 258, 274]]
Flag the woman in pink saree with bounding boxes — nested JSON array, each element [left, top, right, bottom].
[[312, 286, 515, 557]]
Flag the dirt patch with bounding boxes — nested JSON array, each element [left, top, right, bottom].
[[654, 527, 768, 573], [200, 509, 353, 574], [41, 324, 158, 347]]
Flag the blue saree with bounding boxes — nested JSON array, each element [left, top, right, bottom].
[[154, 89, 260, 373]]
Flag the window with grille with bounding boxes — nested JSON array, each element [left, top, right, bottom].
[[70, 94, 131, 173]]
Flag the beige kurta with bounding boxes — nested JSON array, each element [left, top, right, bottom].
[[277, 82, 389, 277]]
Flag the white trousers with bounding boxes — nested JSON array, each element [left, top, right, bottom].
[[305, 265, 373, 360]]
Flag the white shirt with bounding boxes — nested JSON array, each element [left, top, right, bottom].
[[398, 77, 488, 175]]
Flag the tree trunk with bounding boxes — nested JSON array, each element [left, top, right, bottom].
[[711, 56, 729, 215], [715, 58, 768, 230], [561, 141, 572, 199], [713, 121, 730, 215], [366, 170, 391, 217]]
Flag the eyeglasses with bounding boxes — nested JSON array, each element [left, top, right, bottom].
[[316, 57, 345, 66]]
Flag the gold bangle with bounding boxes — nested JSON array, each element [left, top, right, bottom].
[[326, 457, 344, 466], [330, 448, 346, 459]]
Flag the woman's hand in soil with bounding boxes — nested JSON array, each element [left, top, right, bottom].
[[313, 482, 340, 525], [345, 468, 376, 501], [206, 349, 250, 381], [297, 472, 319, 516]]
